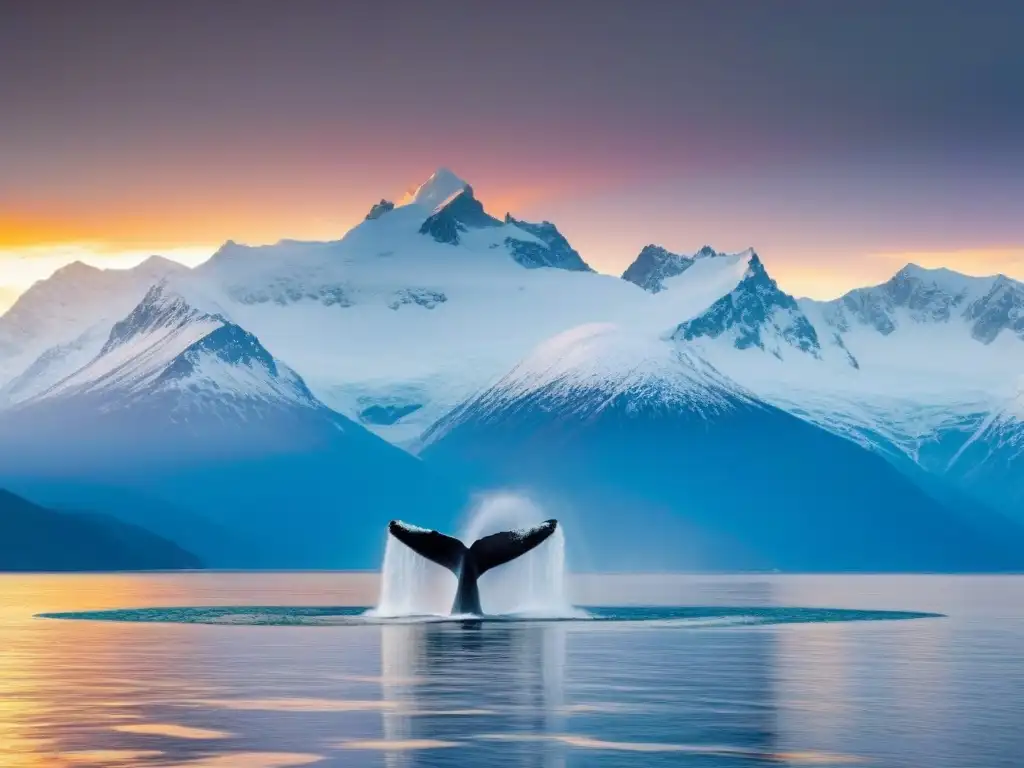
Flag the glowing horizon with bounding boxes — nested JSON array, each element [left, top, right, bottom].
[[3, 3, 1022, 311], [1, 207, 1023, 314]]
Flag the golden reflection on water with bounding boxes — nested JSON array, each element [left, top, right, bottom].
[[111, 723, 234, 740], [161, 754, 324, 768], [336, 739, 463, 750], [0, 577, 159, 764], [0, 573, 349, 768], [2, 572, 1021, 767], [56, 749, 166, 765], [193, 698, 395, 712]]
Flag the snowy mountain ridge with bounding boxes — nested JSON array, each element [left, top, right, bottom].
[[0, 169, 1020, 522], [0, 167, 1021, 567], [423, 322, 754, 449], [806, 263, 1024, 344], [0, 256, 188, 400], [14, 282, 318, 422]]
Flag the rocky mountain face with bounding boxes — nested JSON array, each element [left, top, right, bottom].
[[810, 264, 1024, 344], [503, 215, 592, 271], [621, 244, 719, 292], [673, 252, 826, 361]]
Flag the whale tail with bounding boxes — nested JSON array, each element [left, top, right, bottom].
[[387, 519, 559, 614]]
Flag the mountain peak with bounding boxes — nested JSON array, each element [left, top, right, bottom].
[[621, 245, 695, 293], [148, 321, 320, 412], [404, 167, 470, 209], [100, 284, 217, 356], [964, 273, 1024, 343], [674, 252, 824, 360], [895, 262, 965, 282], [817, 264, 987, 338], [50, 261, 102, 280], [137, 254, 180, 269], [418, 186, 500, 245]]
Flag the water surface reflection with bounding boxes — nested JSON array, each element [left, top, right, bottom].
[[1, 574, 1023, 766]]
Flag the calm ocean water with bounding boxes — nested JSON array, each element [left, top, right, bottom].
[[2, 573, 1023, 767]]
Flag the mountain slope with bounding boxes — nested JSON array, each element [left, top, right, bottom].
[[0, 257, 188, 401], [422, 323, 1024, 572], [0, 285, 463, 568], [944, 387, 1024, 514], [0, 488, 201, 571], [669, 259, 1024, 521]]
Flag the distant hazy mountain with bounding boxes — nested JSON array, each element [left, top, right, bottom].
[[0, 168, 1020, 571], [0, 488, 200, 571]]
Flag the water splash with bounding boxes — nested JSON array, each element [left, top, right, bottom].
[[466, 494, 576, 617], [372, 493, 580, 617], [371, 532, 456, 617]]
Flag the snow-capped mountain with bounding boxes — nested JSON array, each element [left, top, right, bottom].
[[0, 283, 463, 568], [146, 169, 660, 445], [1, 167, 1021, 570], [31, 283, 316, 418], [658, 255, 1024, 520], [502, 214, 593, 272], [0, 171, 763, 449], [422, 322, 1023, 571], [425, 323, 751, 434], [810, 264, 1024, 343], [0, 256, 188, 403], [673, 251, 828, 362], [801, 266, 1024, 471]]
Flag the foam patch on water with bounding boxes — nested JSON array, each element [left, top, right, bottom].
[[37, 605, 943, 627]]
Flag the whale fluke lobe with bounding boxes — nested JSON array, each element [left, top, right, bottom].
[[386, 518, 559, 615], [387, 520, 467, 572], [469, 520, 559, 575]]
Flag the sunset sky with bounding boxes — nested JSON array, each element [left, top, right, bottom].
[[2, 0, 1022, 309]]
